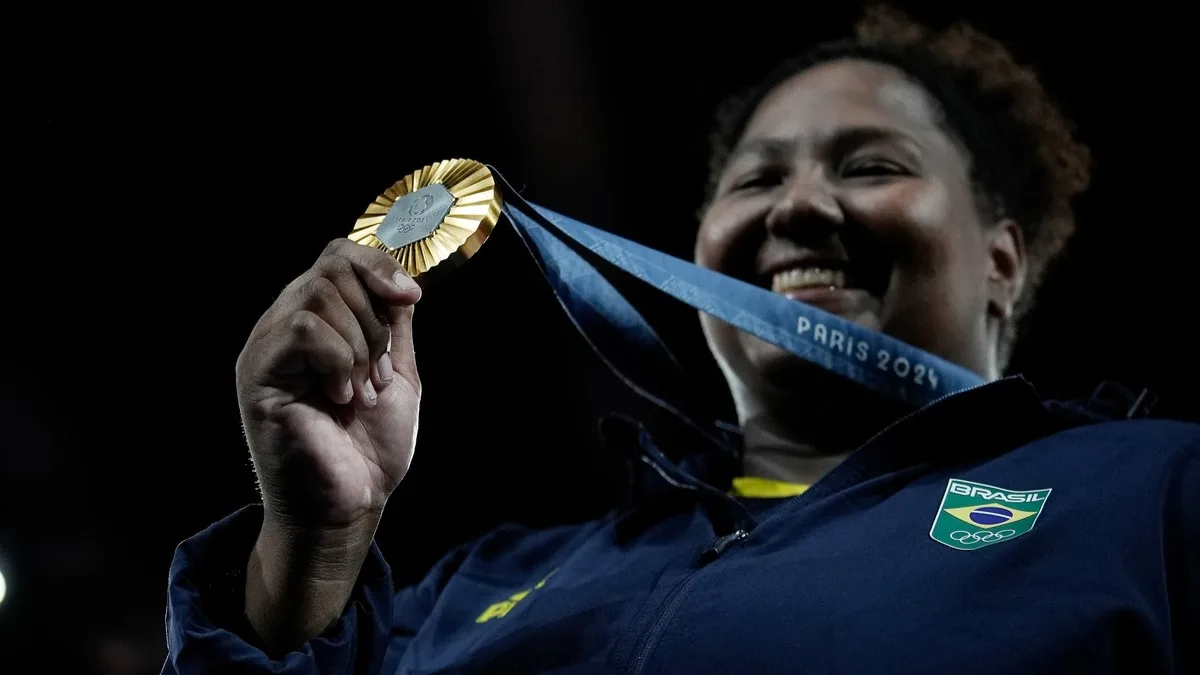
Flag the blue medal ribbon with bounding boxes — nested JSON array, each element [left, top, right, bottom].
[[486, 168, 985, 435]]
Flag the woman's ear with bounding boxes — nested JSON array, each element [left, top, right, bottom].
[[987, 218, 1026, 320]]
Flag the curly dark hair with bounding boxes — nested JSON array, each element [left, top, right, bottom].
[[703, 4, 1092, 369]]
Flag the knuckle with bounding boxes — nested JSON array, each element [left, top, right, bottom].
[[234, 346, 251, 379], [289, 310, 320, 337], [326, 255, 354, 279], [372, 254, 401, 276], [302, 275, 338, 305], [313, 251, 355, 280], [347, 241, 396, 272], [321, 238, 350, 258]]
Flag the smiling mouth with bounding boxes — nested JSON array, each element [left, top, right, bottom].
[[765, 263, 889, 310], [770, 267, 847, 293]]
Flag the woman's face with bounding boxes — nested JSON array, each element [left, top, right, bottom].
[[697, 58, 1025, 398]]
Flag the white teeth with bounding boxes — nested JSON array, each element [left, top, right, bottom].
[[771, 268, 846, 293]]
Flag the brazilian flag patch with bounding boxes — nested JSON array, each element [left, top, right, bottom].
[[930, 479, 1051, 551]]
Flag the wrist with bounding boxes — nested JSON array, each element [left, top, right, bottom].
[[256, 512, 379, 582], [244, 514, 380, 655]]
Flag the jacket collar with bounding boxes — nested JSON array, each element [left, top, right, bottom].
[[605, 375, 1151, 517]]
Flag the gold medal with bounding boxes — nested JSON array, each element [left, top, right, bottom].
[[350, 158, 503, 282]]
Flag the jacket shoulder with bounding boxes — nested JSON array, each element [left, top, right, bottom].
[[1043, 417, 1200, 460]]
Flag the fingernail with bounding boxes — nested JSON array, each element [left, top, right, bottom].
[[393, 271, 419, 291], [342, 379, 354, 404], [364, 379, 377, 404], [376, 352, 393, 385]]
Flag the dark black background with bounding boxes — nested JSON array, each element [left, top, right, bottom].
[[5, 1, 1196, 672]]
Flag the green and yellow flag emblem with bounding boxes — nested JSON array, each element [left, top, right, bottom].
[[930, 479, 1051, 551]]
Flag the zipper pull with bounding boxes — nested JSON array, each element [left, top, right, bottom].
[[698, 529, 748, 564]]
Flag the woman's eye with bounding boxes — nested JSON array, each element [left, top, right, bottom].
[[734, 172, 781, 190], [842, 160, 906, 178]]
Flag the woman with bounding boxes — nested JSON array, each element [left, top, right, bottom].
[[163, 6, 1198, 674]]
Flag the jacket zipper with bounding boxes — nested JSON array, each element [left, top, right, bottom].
[[620, 378, 1002, 674], [625, 529, 749, 675]]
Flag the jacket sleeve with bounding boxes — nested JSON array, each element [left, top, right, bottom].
[[161, 505, 395, 675]]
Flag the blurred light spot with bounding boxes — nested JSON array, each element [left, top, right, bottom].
[[0, 567, 6, 606]]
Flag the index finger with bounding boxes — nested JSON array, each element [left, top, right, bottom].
[[319, 238, 422, 305]]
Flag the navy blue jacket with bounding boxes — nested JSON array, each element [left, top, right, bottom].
[[162, 377, 1200, 674]]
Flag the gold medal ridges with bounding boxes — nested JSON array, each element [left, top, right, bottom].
[[350, 158, 503, 280]]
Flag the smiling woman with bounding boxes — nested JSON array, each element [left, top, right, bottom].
[[695, 6, 1096, 483], [702, 6, 1090, 372], [161, 5, 1198, 675]]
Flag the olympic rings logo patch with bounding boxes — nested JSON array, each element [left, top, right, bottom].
[[948, 529, 1017, 545]]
